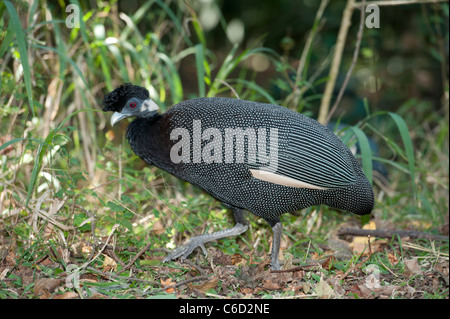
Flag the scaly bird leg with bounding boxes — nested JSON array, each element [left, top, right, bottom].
[[163, 208, 248, 263], [270, 222, 283, 270]]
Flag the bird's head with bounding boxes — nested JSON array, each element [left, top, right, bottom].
[[103, 83, 159, 126]]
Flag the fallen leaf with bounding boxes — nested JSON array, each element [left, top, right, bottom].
[[351, 221, 377, 255], [311, 252, 320, 260], [238, 268, 258, 289], [358, 283, 396, 298], [326, 277, 345, 297], [39, 290, 52, 299], [352, 241, 368, 255], [43, 223, 56, 239], [387, 252, 399, 266], [189, 276, 219, 293], [327, 237, 353, 259], [53, 291, 79, 299], [290, 282, 303, 292], [16, 268, 34, 287], [369, 239, 387, 253], [348, 284, 365, 298], [404, 258, 422, 277], [39, 257, 54, 267], [0, 268, 10, 280], [302, 282, 311, 294], [81, 243, 93, 255], [404, 286, 416, 298], [211, 249, 233, 265], [262, 279, 282, 290], [260, 270, 293, 291], [161, 278, 175, 293], [102, 254, 117, 272], [231, 253, 243, 266], [377, 285, 399, 296], [240, 287, 254, 295], [281, 254, 294, 270], [314, 276, 334, 299], [5, 251, 16, 266], [34, 278, 63, 296], [256, 259, 271, 272], [0, 135, 14, 155], [363, 220, 377, 230], [432, 276, 441, 292], [152, 219, 165, 235], [321, 256, 337, 270]]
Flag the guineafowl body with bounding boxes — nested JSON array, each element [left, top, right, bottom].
[[103, 84, 374, 269], [327, 122, 389, 184]]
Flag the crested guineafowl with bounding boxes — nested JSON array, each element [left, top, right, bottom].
[[103, 83, 374, 270]]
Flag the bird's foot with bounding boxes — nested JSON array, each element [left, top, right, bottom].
[[163, 223, 248, 264], [163, 236, 208, 263], [271, 260, 281, 270]]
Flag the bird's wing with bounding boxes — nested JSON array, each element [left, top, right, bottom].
[[169, 98, 357, 190], [248, 121, 357, 190]]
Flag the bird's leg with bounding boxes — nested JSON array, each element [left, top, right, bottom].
[[269, 221, 283, 270], [163, 208, 248, 263]]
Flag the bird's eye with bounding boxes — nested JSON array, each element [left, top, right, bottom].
[[129, 102, 137, 108]]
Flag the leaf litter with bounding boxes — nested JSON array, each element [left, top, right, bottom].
[[1, 216, 448, 299]]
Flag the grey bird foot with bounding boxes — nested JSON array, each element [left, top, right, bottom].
[[163, 237, 208, 263], [163, 223, 248, 264], [271, 260, 281, 271]]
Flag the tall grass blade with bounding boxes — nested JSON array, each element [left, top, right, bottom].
[[0, 138, 45, 154], [186, 4, 207, 48], [156, 52, 183, 103], [388, 112, 417, 199], [154, 0, 192, 46], [27, 0, 39, 26], [106, 43, 130, 83], [70, 0, 95, 84], [31, 44, 88, 87], [119, 1, 153, 40], [233, 79, 277, 104], [0, 23, 14, 59], [208, 45, 277, 97], [51, 15, 67, 80], [24, 109, 102, 207], [341, 126, 373, 185], [195, 44, 206, 97], [5, 1, 34, 116]]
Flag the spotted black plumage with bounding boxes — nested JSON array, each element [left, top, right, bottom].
[[103, 84, 374, 270]]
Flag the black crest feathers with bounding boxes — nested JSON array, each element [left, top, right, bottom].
[[102, 83, 149, 112]]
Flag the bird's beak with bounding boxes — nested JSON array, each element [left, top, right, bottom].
[[110, 112, 130, 126]]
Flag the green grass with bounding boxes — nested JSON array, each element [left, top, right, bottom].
[[0, 1, 448, 299]]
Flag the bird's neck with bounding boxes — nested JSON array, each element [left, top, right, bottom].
[[126, 114, 178, 174]]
